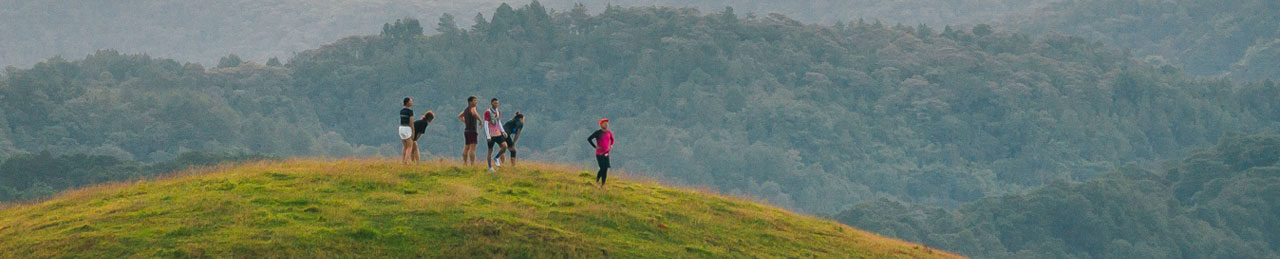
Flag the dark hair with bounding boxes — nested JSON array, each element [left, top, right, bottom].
[[403, 97, 412, 106], [424, 111, 435, 122], [513, 112, 524, 120], [467, 96, 477, 102], [490, 98, 499, 102]]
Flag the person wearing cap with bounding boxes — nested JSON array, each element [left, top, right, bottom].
[[587, 118, 614, 189]]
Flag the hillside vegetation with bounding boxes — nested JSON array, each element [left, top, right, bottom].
[[0, 152, 269, 201], [1011, 0, 1280, 80], [0, 160, 956, 258], [3, 3, 1276, 213], [838, 134, 1280, 258], [0, 0, 1055, 69], [8, 0, 1278, 80]]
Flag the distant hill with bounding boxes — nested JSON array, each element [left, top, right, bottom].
[[838, 134, 1280, 258], [0, 0, 1054, 69], [0, 160, 957, 258], [0, 151, 271, 201], [6, 0, 1275, 81], [1010, 0, 1280, 81]]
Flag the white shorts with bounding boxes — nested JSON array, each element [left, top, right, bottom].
[[398, 126, 412, 140]]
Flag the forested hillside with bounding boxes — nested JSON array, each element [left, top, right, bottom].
[[2, 3, 1277, 213], [6, 0, 1276, 80], [1011, 0, 1280, 80], [0, 152, 268, 201], [0, 0, 1052, 69], [838, 134, 1280, 258]]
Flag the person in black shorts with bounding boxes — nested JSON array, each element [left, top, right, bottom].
[[410, 111, 435, 163], [456, 96, 480, 166], [484, 98, 509, 172], [399, 97, 414, 164], [496, 112, 524, 166]]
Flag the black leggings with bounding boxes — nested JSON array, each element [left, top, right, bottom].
[[595, 155, 610, 185]]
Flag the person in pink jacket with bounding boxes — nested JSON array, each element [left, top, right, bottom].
[[587, 118, 614, 189]]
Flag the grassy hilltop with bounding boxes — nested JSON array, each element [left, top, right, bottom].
[[0, 159, 959, 258]]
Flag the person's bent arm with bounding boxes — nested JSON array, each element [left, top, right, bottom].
[[587, 131, 600, 148], [407, 115, 415, 133]]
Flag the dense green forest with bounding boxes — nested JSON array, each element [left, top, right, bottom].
[[2, 3, 1278, 214], [0, 152, 270, 201], [838, 134, 1280, 258], [0, 0, 1045, 69], [1012, 0, 1280, 80], [5, 0, 1275, 80]]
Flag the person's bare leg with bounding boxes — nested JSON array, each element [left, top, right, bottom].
[[497, 142, 509, 167], [462, 146, 469, 165], [471, 145, 478, 166], [461, 144, 470, 165], [411, 141, 420, 163], [401, 139, 412, 164], [508, 146, 516, 166], [466, 144, 477, 166], [486, 143, 495, 169]]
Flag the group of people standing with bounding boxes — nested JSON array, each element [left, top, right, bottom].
[[454, 96, 523, 172], [396, 95, 614, 189]]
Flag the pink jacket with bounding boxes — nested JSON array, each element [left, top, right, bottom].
[[588, 130, 614, 156]]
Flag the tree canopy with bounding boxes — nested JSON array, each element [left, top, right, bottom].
[[1011, 0, 1280, 81], [839, 134, 1280, 258]]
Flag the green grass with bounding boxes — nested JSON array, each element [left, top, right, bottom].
[[0, 159, 960, 258]]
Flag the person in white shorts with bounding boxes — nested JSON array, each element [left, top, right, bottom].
[[399, 97, 415, 164]]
